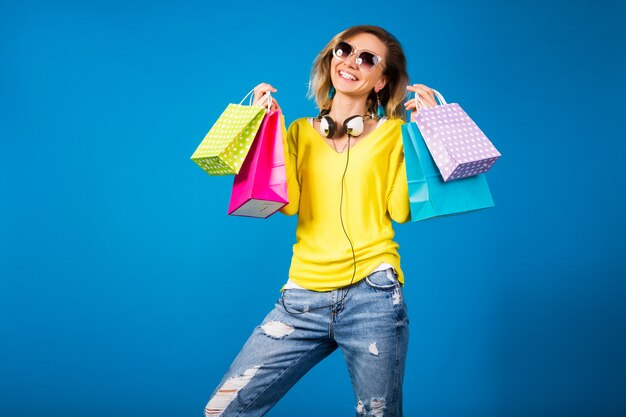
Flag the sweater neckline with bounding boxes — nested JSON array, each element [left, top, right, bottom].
[[304, 117, 391, 155]]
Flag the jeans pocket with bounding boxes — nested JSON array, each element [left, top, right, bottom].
[[278, 289, 314, 314], [364, 268, 399, 290]]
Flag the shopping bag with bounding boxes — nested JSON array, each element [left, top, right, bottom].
[[228, 105, 288, 218], [191, 89, 266, 176], [402, 119, 494, 222], [412, 90, 500, 182]]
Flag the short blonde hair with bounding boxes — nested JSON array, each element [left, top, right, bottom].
[[308, 25, 409, 120]]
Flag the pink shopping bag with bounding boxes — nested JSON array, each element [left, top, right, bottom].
[[227, 108, 288, 218], [413, 89, 501, 182]]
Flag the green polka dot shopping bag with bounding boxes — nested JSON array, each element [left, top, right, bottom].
[[191, 90, 266, 175]]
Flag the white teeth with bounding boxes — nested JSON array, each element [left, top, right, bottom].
[[339, 70, 357, 81]]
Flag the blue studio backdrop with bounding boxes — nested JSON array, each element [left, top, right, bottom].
[[1, 0, 625, 416]]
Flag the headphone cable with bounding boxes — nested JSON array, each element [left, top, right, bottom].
[[281, 134, 357, 315]]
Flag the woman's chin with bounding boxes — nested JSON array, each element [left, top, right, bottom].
[[333, 82, 364, 95]]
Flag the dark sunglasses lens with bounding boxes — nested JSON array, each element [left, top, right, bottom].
[[334, 42, 353, 58], [356, 52, 379, 69]]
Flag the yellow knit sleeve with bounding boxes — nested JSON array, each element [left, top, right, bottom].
[[278, 116, 300, 216], [387, 135, 411, 224]]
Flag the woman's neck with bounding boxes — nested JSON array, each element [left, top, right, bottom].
[[327, 92, 369, 124]]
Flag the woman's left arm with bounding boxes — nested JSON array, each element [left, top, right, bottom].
[[387, 137, 411, 224], [387, 84, 437, 223]]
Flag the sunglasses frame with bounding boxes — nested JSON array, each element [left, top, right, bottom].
[[332, 40, 384, 71]]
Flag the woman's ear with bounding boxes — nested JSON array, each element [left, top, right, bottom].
[[374, 76, 388, 94]]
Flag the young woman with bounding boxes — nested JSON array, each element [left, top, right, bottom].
[[204, 25, 437, 417]]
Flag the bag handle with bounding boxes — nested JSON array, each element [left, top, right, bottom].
[[239, 89, 273, 110], [259, 92, 274, 111], [412, 88, 447, 110], [240, 89, 256, 105]]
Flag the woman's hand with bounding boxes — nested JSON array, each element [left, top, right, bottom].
[[405, 84, 438, 121], [252, 83, 281, 112]]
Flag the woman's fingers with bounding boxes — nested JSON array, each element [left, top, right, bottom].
[[405, 84, 438, 119], [407, 83, 434, 94], [253, 92, 278, 108], [252, 83, 278, 106], [404, 95, 428, 110], [406, 84, 438, 108], [253, 82, 277, 94], [256, 91, 281, 112], [412, 88, 437, 106]]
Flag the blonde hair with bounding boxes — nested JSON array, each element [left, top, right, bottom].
[[308, 25, 409, 120]]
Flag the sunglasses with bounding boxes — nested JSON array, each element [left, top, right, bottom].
[[332, 41, 383, 71]]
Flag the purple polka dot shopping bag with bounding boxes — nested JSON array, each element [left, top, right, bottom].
[[402, 114, 495, 222], [412, 90, 501, 182]]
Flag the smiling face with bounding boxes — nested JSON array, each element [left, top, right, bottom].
[[330, 32, 388, 98]]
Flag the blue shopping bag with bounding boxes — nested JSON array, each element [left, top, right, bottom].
[[402, 121, 494, 222]]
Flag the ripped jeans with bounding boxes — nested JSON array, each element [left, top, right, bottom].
[[204, 268, 409, 417]]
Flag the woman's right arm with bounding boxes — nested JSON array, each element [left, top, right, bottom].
[[278, 120, 300, 216], [252, 83, 300, 216]]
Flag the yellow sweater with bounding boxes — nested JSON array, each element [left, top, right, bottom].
[[279, 116, 411, 292]]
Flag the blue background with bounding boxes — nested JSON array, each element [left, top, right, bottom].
[[1, 0, 625, 416]]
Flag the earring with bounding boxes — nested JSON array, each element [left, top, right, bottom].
[[376, 93, 385, 118], [328, 85, 336, 99]]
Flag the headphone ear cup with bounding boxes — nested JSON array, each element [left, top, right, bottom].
[[319, 115, 336, 138], [343, 115, 364, 137]]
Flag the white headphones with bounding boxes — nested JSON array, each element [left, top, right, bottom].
[[317, 110, 374, 138]]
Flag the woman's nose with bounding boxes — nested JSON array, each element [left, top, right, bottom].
[[343, 53, 359, 69]]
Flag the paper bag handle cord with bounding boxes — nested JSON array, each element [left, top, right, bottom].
[[260, 91, 273, 111], [412, 88, 447, 111], [240, 89, 256, 105], [239, 89, 273, 110]]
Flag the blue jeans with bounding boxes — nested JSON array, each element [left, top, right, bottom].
[[204, 268, 410, 417]]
